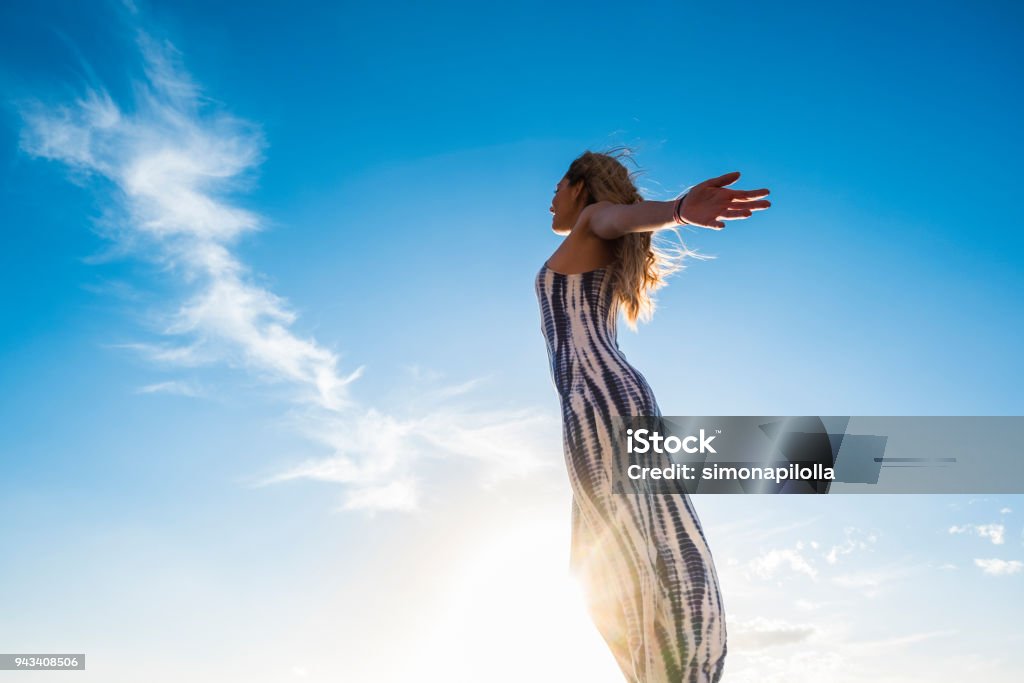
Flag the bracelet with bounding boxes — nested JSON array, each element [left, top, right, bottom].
[[673, 192, 688, 225]]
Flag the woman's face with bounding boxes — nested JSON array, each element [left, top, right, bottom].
[[549, 176, 584, 235]]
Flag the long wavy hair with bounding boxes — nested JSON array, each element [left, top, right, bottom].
[[563, 147, 709, 329]]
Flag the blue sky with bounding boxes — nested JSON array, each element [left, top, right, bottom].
[[1, 0, 1022, 681]]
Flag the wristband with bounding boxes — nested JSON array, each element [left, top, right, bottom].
[[673, 192, 689, 225]]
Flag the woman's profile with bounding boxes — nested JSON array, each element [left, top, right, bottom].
[[535, 149, 771, 682]]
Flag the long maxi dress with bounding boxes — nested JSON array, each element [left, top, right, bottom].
[[535, 262, 728, 683]]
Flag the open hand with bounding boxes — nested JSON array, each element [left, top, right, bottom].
[[679, 171, 771, 230]]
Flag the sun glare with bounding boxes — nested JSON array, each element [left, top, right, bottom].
[[406, 517, 623, 682]]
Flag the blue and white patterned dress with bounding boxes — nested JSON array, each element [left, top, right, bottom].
[[535, 262, 728, 683]]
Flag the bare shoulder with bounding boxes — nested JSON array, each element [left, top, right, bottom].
[[548, 202, 618, 272], [572, 201, 616, 236]]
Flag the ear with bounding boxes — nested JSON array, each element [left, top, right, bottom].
[[570, 179, 586, 202]]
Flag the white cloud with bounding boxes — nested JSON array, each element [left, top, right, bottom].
[[19, 27, 555, 513], [723, 649, 848, 683], [135, 380, 203, 397], [745, 527, 886, 585], [973, 558, 1023, 576], [722, 626, 970, 683], [825, 526, 877, 564], [948, 523, 1005, 545], [999, 507, 1012, 514], [20, 34, 355, 411], [749, 547, 818, 581]]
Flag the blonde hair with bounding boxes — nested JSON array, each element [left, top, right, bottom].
[[564, 147, 707, 329]]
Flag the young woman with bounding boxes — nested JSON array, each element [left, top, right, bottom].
[[535, 149, 771, 682]]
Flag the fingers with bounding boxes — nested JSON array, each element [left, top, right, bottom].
[[728, 188, 771, 200], [729, 199, 771, 210], [687, 174, 772, 230], [701, 171, 741, 188]]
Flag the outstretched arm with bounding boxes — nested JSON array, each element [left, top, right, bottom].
[[587, 171, 771, 239]]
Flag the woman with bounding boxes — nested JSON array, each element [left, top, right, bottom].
[[535, 149, 771, 682]]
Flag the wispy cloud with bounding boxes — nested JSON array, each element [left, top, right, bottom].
[[748, 546, 819, 581], [739, 531, 917, 599], [20, 32, 357, 411], [949, 523, 1005, 545], [825, 526, 877, 564], [745, 527, 879, 584], [973, 558, 1023, 576], [135, 380, 203, 397], [18, 24, 555, 512], [264, 403, 555, 490]]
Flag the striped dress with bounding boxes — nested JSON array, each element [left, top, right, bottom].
[[535, 262, 728, 683]]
